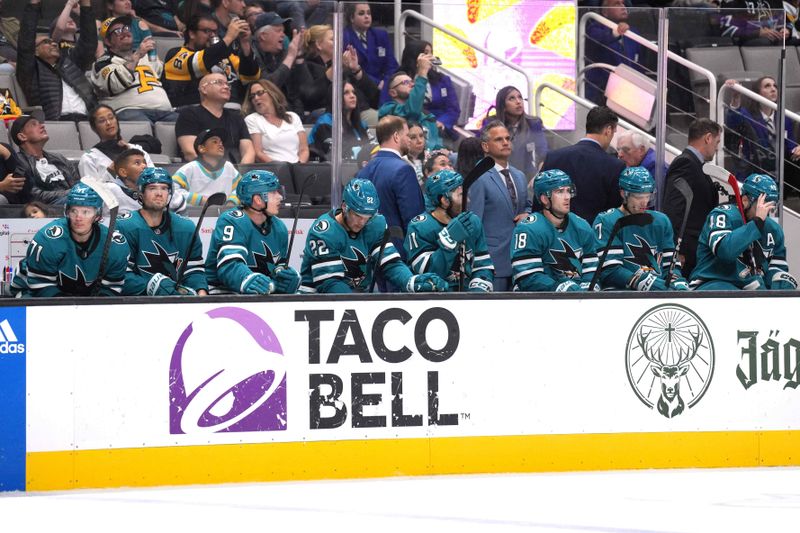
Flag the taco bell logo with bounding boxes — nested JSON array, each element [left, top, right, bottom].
[[169, 307, 287, 434]]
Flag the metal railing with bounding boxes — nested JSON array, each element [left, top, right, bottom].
[[578, 11, 718, 121], [396, 10, 537, 115]]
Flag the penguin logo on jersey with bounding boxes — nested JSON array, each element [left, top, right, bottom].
[[169, 307, 287, 434], [45, 225, 64, 239], [625, 304, 715, 419]]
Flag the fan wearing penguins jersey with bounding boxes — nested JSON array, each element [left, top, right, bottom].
[[301, 178, 448, 293], [593, 167, 689, 291], [511, 170, 599, 292], [11, 183, 129, 297], [404, 169, 494, 292], [117, 168, 208, 296], [691, 174, 797, 291], [205, 170, 301, 295]]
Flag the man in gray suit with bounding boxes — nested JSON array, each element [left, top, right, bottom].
[[468, 120, 528, 291]]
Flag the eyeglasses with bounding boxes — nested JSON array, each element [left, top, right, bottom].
[[249, 89, 268, 100], [95, 116, 117, 125], [195, 28, 217, 35], [390, 79, 413, 90], [36, 38, 55, 47], [109, 26, 131, 36], [202, 79, 227, 87]]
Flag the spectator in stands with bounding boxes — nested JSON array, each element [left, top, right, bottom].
[[343, 3, 398, 92], [17, 0, 98, 122], [725, 77, 800, 182], [493, 86, 548, 180], [379, 57, 444, 151], [175, 72, 255, 163], [105, 0, 156, 50], [308, 80, 371, 161], [0, 142, 22, 205], [10, 116, 79, 205], [277, 0, 331, 32], [23, 201, 47, 218], [584, 0, 640, 105], [301, 25, 380, 120], [244, 1, 265, 31], [243, 79, 309, 163], [541, 106, 625, 223], [50, 0, 103, 59], [0, 0, 19, 70], [211, 0, 245, 40], [79, 105, 156, 183], [135, 0, 185, 34], [455, 136, 484, 179], [616, 130, 669, 208], [109, 149, 185, 212], [163, 14, 259, 107], [173, 127, 242, 206], [399, 39, 461, 140], [406, 122, 426, 183], [663, 118, 721, 278], [252, 12, 310, 114], [91, 16, 178, 124], [719, 0, 790, 46]]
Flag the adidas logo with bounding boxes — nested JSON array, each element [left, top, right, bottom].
[[0, 319, 24, 354]]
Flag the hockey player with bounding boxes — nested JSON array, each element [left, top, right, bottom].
[[117, 167, 208, 296], [691, 173, 797, 291], [593, 167, 689, 291], [511, 169, 598, 292], [301, 178, 448, 293], [11, 182, 129, 297], [404, 169, 494, 291], [205, 170, 301, 295]]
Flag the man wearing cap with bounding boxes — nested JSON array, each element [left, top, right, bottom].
[[163, 13, 259, 108], [172, 128, 243, 207], [174, 72, 255, 163], [17, 0, 98, 121], [252, 12, 309, 114], [90, 15, 177, 124], [10, 115, 80, 205]]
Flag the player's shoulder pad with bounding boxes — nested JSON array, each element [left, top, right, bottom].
[[568, 212, 593, 232], [717, 204, 735, 213], [520, 213, 538, 225], [111, 230, 127, 246], [117, 212, 133, 221], [270, 215, 289, 233], [312, 213, 334, 234], [42, 220, 68, 241], [411, 213, 428, 223], [168, 212, 196, 230]]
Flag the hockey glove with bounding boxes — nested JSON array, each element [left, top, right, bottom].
[[555, 280, 582, 292], [770, 271, 798, 290], [669, 279, 690, 291], [743, 277, 767, 291], [468, 278, 493, 292], [438, 212, 474, 250], [580, 282, 601, 291], [176, 285, 198, 296], [146, 273, 179, 296], [274, 265, 301, 294], [629, 269, 667, 291], [241, 272, 276, 295], [407, 273, 449, 292]]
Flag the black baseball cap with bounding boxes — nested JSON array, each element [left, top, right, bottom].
[[254, 12, 291, 31], [10, 115, 36, 146], [194, 128, 229, 153]]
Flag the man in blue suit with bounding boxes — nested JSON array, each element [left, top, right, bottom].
[[356, 115, 424, 260], [343, 2, 398, 92], [541, 106, 625, 224], [468, 120, 529, 291]]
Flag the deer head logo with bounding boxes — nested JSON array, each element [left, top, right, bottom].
[[626, 304, 714, 418]]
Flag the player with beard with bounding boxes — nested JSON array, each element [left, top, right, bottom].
[[593, 167, 689, 291], [511, 169, 598, 292], [205, 170, 300, 295], [300, 178, 447, 293], [117, 167, 208, 296], [11, 182, 129, 297], [404, 169, 494, 292]]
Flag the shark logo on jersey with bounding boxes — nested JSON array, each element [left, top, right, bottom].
[[253, 242, 279, 274], [169, 307, 287, 434], [45, 225, 64, 239], [314, 219, 330, 232], [548, 239, 582, 277], [626, 235, 657, 270], [142, 241, 180, 278], [625, 304, 714, 419], [341, 246, 368, 287], [59, 266, 92, 295]]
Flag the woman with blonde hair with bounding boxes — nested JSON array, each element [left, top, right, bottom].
[[242, 80, 309, 164]]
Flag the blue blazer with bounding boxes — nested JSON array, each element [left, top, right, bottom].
[[426, 74, 461, 131], [343, 26, 399, 90], [355, 150, 424, 258], [541, 139, 624, 224], [467, 166, 528, 278]]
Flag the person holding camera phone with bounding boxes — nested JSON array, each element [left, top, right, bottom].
[[0, 142, 23, 206]]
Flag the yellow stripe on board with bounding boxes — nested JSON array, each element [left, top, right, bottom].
[[26, 430, 800, 491]]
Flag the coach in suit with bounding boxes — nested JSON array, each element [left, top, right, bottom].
[[356, 115, 423, 259], [663, 118, 721, 278], [541, 106, 625, 223], [468, 120, 528, 291], [343, 3, 398, 91]]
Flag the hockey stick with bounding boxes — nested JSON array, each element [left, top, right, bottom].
[[82, 177, 120, 296], [666, 178, 693, 279], [283, 173, 317, 266], [587, 212, 654, 292], [175, 192, 227, 285], [458, 156, 495, 290], [368, 225, 403, 293]]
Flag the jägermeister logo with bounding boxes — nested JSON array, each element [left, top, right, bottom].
[[626, 304, 715, 418]]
